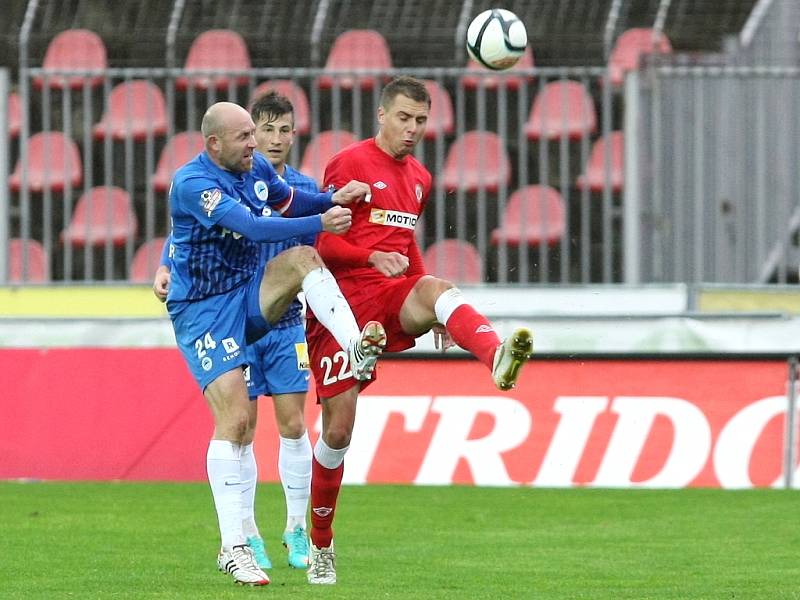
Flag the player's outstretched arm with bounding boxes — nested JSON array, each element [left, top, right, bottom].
[[217, 202, 324, 242], [272, 180, 368, 218]]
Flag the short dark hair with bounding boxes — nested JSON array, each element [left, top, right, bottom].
[[250, 90, 294, 126], [380, 76, 430, 109]]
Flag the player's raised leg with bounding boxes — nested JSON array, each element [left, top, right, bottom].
[[259, 246, 385, 379], [406, 277, 533, 390]]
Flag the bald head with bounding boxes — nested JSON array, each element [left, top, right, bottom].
[[201, 102, 257, 172], [201, 102, 252, 138]]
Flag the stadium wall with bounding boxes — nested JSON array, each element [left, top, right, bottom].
[[1, 348, 797, 489], [2, 285, 797, 488]]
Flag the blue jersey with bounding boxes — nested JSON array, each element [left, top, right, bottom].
[[167, 151, 292, 302], [266, 164, 320, 328]]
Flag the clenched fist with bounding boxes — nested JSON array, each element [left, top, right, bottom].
[[321, 205, 353, 234]]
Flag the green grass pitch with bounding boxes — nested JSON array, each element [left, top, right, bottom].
[[0, 482, 798, 599]]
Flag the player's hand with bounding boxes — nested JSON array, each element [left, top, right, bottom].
[[153, 265, 171, 302], [331, 180, 371, 205], [321, 205, 353, 234], [432, 323, 455, 352], [368, 251, 409, 278]]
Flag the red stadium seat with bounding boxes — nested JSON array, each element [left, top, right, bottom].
[[8, 93, 21, 138], [299, 130, 358, 186], [61, 186, 138, 248], [608, 28, 672, 87], [577, 131, 624, 192], [423, 239, 483, 284], [10, 132, 82, 193], [8, 238, 48, 283], [92, 80, 168, 141], [317, 30, 392, 90], [176, 29, 251, 91], [152, 131, 205, 193], [491, 185, 566, 246], [421, 80, 454, 140], [440, 130, 511, 193], [524, 80, 597, 141], [129, 237, 167, 283], [34, 29, 107, 90], [250, 80, 311, 135], [461, 46, 535, 91]]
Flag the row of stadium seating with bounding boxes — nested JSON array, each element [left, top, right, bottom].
[[7, 178, 562, 285], [7, 127, 623, 196], [28, 27, 671, 91], [11, 77, 613, 145]]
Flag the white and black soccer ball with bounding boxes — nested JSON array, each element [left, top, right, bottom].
[[466, 8, 528, 71]]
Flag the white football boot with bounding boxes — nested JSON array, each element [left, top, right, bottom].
[[349, 320, 386, 381], [217, 544, 270, 586], [307, 541, 337, 584]]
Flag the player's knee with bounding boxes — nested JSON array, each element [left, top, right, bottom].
[[222, 410, 250, 443], [412, 275, 455, 311], [283, 245, 323, 272], [278, 414, 306, 439], [324, 423, 353, 448]]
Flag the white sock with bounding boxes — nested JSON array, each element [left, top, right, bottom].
[[207, 440, 245, 550], [240, 442, 260, 539], [433, 287, 467, 325], [302, 267, 360, 352], [313, 436, 349, 470], [279, 432, 312, 531]]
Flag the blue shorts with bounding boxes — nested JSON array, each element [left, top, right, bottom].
[[168, 270, 270, 391], [245, 323, 310, 399]]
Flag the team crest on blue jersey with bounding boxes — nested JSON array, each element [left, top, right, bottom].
[[254, 180, 268, 201], [200, 188, 222, 216], [261, 206, 272, 217]]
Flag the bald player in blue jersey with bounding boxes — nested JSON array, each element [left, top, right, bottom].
[[154, 93, 324, 574], [160, 101, 386, 586]]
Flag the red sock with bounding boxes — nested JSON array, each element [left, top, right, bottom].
[[310, 456, 344, 548], [445, 304, 501, 369]]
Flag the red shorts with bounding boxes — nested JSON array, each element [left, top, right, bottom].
[[307, 274, 425, 400]]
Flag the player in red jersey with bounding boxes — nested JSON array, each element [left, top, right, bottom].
[[303, 76, 533, 584]]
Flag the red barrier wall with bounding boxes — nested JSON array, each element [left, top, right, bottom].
[[0, 349, 793, 488]]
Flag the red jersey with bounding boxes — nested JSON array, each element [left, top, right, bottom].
[[318, 138, 432, 304]]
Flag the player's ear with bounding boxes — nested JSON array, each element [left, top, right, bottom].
[[377, 106, 385, 125]]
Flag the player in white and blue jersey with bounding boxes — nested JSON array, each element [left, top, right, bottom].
[[158, 102, 386, 586]]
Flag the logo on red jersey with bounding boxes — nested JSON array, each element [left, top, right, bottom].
[[415, 183, 424, 202], [373, 181, 388, 190], [369, 208, 417, 230]]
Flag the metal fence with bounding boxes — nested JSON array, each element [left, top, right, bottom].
[[626, 64, 800, 284], [5, 63, 800, 286], [3, 64, 628, 285]]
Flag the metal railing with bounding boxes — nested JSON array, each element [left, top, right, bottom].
[[4, 65, 626, 285]]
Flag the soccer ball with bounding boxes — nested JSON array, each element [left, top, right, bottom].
[[466, 8, 528, 71]]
